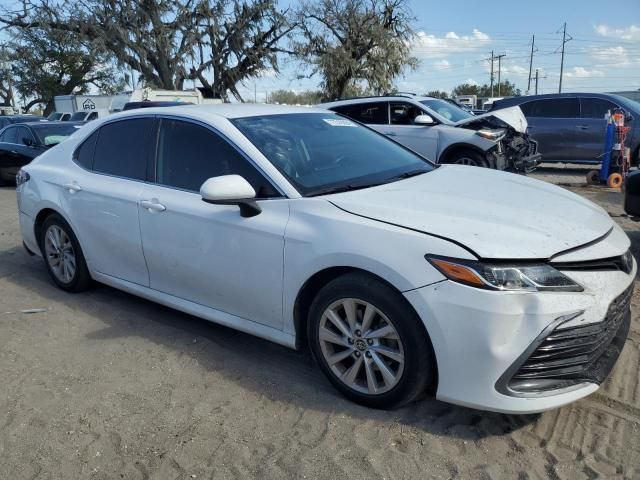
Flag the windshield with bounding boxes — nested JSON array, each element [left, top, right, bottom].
[[70, 112, 87, 121], [420, 99, 473, 122], [47, 113, 64, 121], [34, 124, 80, 145], [232, 113, 433, 196]]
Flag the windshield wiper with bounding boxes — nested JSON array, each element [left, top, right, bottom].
[[383, 169, 428, 183], [307, 182, 385, 197]]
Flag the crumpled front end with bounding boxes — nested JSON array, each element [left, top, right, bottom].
[[493, 132, 541, 174]]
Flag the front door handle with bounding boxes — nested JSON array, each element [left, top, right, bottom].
[[140, 199, 166, 212], [63, 182, 82, 193], [577, 125, 589, 130], [385, 132, 397, 137]]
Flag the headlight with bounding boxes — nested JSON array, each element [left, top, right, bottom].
[[476, 128, 506, 142], [426, 255, 583, 292]]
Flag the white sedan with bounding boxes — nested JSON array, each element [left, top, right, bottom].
[[15, 104, 634, 413]]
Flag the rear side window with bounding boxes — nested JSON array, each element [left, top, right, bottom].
[[73, 130, 99, 169], [331, 102, 389, 125], [580, 98, 618, 119], [520, 98, 579, 118], [155, 119, 278, 197], [93, 118, 153, 180]]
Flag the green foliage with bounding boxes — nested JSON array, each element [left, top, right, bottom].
[[295, 0, 417, 100], [268, 89, 323, 105], [425, 90, 449, 99], [452, 80, 521, 98]]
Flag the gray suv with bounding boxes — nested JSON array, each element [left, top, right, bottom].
[[319, 95, 540, 173], [490, 93, 640, 165]]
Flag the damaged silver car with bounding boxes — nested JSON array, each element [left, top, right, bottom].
[[320, 95, 541, 173]]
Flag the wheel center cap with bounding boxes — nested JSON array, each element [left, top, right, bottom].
[[354, 339, 367, 351]]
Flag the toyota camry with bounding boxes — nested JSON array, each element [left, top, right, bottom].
[[15, 105, 634, 413]]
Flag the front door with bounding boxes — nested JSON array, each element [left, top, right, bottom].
[[138, 118, 289, 329], [575, 97, 620, 162], [385, 102, 439, 160]]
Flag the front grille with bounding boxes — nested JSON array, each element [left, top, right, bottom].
[[552, 249, 634, 274], [507, 284, 633, 393]]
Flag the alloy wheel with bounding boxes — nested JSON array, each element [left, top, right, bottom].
[[318, 298, 405, 394], [44, 225, 76, 283], [454, 157, 478, 166]]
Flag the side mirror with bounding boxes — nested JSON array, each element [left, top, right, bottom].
[[22, 137, 34, 147], [414, 114, 435, 125], [200, 174, 261, 218]]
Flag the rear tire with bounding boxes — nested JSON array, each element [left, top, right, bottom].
[[444, 148, 489, 168], [38, 213, 92, 292], [308, 272, 436, 409]]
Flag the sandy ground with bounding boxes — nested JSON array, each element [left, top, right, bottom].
[[0, 166, 639, 479]]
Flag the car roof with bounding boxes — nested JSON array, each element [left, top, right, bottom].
[[320, 96, 437, 108], [492, 92, 627, 108], [106, 103, 331, 120], [19, 121, 85, 128]]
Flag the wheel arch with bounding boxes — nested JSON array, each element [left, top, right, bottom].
[[439, 143, 492, 165]]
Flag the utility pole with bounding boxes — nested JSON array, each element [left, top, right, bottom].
[[530, 69, 547, 95], [490, 50, 494, 98], [527, 35, 535, 94], [558, 22, 572, 93], [495, 54, 506, 97]]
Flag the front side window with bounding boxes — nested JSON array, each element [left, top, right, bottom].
[[233, 113, 433, 196], [520, 98, 579, 118], [155, 119, 279, 197], [390, 102, 426, 125], [580, 98, 618, 119], [1, 127, 17, 144], [16, 127, 35, 145], [331, 102, 389, 125], [93, 118, 153, 180]]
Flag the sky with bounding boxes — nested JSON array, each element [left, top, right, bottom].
[[237, 0, 640, 101]]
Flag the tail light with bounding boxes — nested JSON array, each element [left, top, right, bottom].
[[16, 169, 30, 186]]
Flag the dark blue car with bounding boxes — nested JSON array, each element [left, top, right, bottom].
[[490, 93, 640, 165]]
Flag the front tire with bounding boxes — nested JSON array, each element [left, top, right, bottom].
[[308, 272, 436, 409], [38, 213, 92, 292], [445, 148, 489, 168]]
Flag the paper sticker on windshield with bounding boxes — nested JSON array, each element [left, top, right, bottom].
[[323, 118, 358, 127]]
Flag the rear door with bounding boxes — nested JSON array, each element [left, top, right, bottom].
[[520, 97, 580, 161], [0, 126, 19, 168], [576, 97, 620, 162], [62, 118, 154, 286]]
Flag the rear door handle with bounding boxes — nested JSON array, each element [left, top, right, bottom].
[[385, 132, 397, 137], [140, 199, 166, 212], [577, 125, 589, 130], [63, 182, 82, 193]]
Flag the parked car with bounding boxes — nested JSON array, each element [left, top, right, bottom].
[[624, 170, 640, 217], [46, 112, 72, 121], [319, 95, 540, 173], [0, 121, 81, 185], [123, 100, 192, 111], [490, 93, 640, 164], [0, 114, 42, 130], [16, 105, 634, 413], [69, 111, 100, 122]]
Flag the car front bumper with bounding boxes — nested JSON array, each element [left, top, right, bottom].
[[404, 266, 635, 414]]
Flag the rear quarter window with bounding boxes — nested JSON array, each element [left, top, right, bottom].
[[73, 130, 99, 170]]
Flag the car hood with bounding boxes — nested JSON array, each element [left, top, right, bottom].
[[329, 165, 613, 260], [453, 106, 528, 133]]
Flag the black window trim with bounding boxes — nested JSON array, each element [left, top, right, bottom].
[[149, 114, 287, 199]]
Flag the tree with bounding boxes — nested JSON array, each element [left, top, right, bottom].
[[425, 90, 448, 99], [1, 0, 202, 90], [295, 0, 417, 100], [0, 47, 15, 107], [190, 0, 295, 101], [8, 23, 124, 113], [452, 80, 520, 99], [268, 89, 322, 104]]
